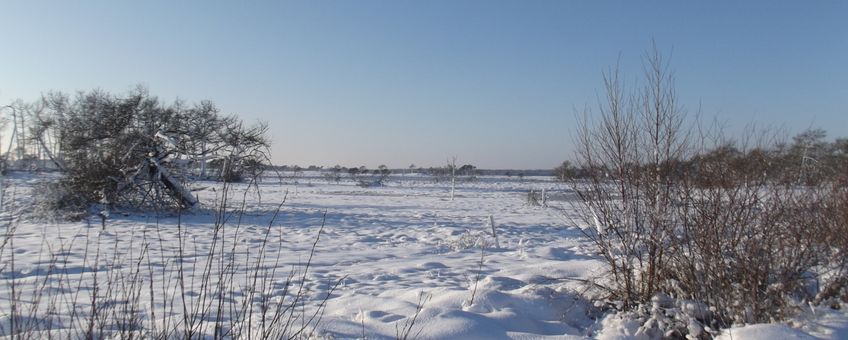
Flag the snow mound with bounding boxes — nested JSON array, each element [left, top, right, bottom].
[[716, 323, 815, 340]]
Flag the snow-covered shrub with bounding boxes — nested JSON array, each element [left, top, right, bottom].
[[25, 87, 269, 213], [572, 45, 688, 314], [813, 181, 848, 306], [28, 180, 88, 221], [570, 45, 848, 335], [355, 165, 391, 187], [210, 121, 270, 183], [447, 229, 493, 251]]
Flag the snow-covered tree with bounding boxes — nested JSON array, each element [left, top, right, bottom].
[[16, 87, 269, 211]]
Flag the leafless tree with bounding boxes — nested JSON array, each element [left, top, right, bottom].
[[448, 157, 457, 200]]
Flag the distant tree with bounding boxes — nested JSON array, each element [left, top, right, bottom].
[[352, 164, 391, 187], [376, 164, 391, 184], [553, 161, 577, 182], [448, 157, 457, 200], [329, 165, 343, 183], [289, 165, 303, 181], [347, 166, 361, 181], [0, 104, 12, 173], [457, 164, 477, 181]]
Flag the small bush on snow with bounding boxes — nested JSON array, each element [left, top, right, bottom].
[[27, 180, 88, 221], [445, 229, 493, 251]]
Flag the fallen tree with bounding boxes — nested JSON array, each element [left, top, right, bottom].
[[17, 87, 269, 212]]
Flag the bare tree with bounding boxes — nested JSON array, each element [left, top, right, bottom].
[[448, 157, 457, 200], [573, 44, 689, 308], [552, 161, 578, 181], [376, 164, 391, 185], [177, 100, 226, 178], [214, 119, 270, 182], [0, 104, 13, 172]]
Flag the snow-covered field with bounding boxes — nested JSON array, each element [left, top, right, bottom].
[[1, 172, 845, 339]]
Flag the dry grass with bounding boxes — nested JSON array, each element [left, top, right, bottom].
[[0, 180, 341, 339]]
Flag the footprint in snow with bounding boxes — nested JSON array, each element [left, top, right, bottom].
[[358, 236, 382, 243], [359, 310, 404, 323], [416, 262, 448, 270], [372, 273, 400, 281], [480, 276, 527, 290]]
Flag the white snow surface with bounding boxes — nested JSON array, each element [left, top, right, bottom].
[[1, 172, 845, 339]]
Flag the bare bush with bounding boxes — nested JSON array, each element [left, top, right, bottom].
[[356, 164, 392, 187], [571, 45, 848, 336], [573, 44, 687, 311], [28, 180, 88, 221]]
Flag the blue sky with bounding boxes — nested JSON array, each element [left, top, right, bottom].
[[1, 1, 846, 169]]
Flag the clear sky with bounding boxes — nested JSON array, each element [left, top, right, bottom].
[[1, 1, 846, 169]]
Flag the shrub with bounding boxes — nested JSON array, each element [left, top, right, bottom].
[[571, 45, 848, 335]]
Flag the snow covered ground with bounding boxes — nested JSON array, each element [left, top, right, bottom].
[[0, 172, 845, 339]]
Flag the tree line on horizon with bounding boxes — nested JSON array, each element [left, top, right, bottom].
[[555, 127, 848, 186]]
